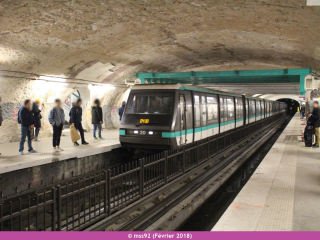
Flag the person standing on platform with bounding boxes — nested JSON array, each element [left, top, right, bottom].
[[92, 99, 104, 140], [48, 99, 65, 152], [309, 100, 320, 148], [300, 104, 305, 119], [306, 100, 311, 119], [18, 99, 37, 154], [32, 99, 43, 142], [70, 98, 89, 146], [119, 101, 126, 121], [0, 96, 3, 155]]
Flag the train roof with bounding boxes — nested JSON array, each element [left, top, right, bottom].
[[131, 84, 275, 102]]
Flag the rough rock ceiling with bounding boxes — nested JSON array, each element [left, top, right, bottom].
[[1, 0, 320, 81]]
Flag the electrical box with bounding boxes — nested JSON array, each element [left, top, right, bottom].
[[305, 75, 316, 91]]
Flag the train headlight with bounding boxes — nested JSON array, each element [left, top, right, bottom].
[[134, 130, 139, 134], [148, 131, 154, 135]]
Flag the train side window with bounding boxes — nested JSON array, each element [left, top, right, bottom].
[[194, 95, 201, 128], [256, 100, 260, 116], [201, 96, 207, 127], [227, 98, 234, 122], [207, 96, 218, 125]]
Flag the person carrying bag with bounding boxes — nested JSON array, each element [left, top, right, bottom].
[[70, 125, 81, 143]]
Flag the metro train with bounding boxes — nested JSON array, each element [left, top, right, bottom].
[[119, 84, 286, 149]]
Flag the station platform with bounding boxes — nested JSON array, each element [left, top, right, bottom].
[[0, 129, 120, 175], [213, 113, 320, 231]]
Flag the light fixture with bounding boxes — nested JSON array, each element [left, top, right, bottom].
[[88, 83, 115, 90], [34, 77, 68, 91], [38, 75, 66, 83], [149, 131, 153, 135], [134, 130, 139, 134]]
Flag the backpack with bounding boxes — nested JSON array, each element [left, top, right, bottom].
[[17, 108, 21, 124]]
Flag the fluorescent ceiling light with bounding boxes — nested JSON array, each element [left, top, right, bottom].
[[88, 84, 115, 90], [38, 75, 66, 82]]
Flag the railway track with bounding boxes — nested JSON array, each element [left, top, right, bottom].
[[87, 115, 289, 231]]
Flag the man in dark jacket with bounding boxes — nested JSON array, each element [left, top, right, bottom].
[[309, 100, 320, 148], [32, 99, 42, 142], [119, 101, 126, 121], [0, 96, 2, 155], [19, 99, 37, 154], [92, 99, 104, 140], [70, 98, 88, 146]]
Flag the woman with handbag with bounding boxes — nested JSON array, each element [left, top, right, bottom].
[[92, 99, 104, 140]]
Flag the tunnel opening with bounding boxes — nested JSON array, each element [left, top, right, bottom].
[[277, 98, 300, 115]]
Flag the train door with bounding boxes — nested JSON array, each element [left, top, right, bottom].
[[220, 97, 226, 133], [246, 99, 249, 124], [256, 100, 261, 120], [226, 97, 235, 130], [261, 100, 265, 119], [194, 94, 201, 141], [249, 100, 256, 123], [201, 95, 207, 139], [236, 98, 244, 127], [179, 94, 186, 145], [182, 91, 193, 144], [207, 95, 219, 136]]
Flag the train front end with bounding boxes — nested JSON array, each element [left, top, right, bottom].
[[119, 87, 178, 150]]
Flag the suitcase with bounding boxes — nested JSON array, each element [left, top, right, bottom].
[[304, 120, 313, 147]]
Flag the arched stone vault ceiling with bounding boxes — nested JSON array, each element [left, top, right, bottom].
[[1, 0, 320, 76], [1, 0, 320, 143]]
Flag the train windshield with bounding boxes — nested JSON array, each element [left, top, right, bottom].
[[126, 93, 173, 115]]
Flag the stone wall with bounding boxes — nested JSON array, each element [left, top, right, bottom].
[[82, 85, 130, 131], [0, 75, 130, 144]]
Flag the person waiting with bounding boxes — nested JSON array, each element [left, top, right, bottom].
[[309, 100, 320, 148], [70, 98, 89, 146], [18, 99, 37, 154], [0, 96, 2, 155], [92, 99, 104, 140], [48, 99, 65, 152], [32, 99, 43, 142]]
